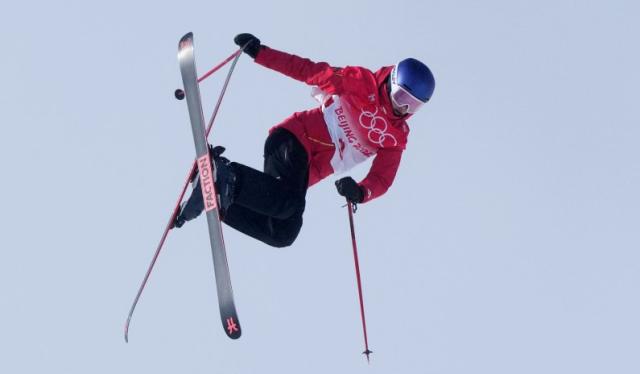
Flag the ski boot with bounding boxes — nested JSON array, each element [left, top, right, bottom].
[[211, 145, 237, 214], [173, 145, 237, 228]]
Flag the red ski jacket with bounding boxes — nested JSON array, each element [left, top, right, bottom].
[[255, 46, 411, 203]]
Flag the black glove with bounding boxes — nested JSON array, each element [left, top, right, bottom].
[[335, 177, 364, 204], [234, 33, 262, 59]]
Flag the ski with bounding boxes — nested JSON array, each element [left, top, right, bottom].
[[177, 32, 241, 339]]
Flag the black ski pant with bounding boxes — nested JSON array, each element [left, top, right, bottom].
[[223, 129, 309, 247]]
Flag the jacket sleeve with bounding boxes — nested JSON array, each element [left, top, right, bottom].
[[254, 46, 339, 93], [358, 147, 404, 203]]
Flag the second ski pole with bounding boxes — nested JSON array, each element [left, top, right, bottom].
[[346, 200, 373, 362]]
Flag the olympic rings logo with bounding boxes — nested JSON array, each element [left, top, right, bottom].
[[358, 108, 398, 147]]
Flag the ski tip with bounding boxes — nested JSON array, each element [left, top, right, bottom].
[[179, 32, 194, 46], [178, 32, 194, 55]]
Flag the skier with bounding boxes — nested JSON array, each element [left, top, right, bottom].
[[173, 33, 435, 248]]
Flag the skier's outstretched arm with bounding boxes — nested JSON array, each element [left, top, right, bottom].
[[358, 148, 404, 203], [335, 148, 404, 204], [234, 33, 336, 89]]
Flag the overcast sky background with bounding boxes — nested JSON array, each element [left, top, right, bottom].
[[1, 1, 639, 373]]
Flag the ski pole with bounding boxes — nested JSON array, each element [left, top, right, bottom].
[[346, 200, 373, 363], [174, 49, 242, 99], [197, 50, 242, 83], [125, 48, 243, 343]]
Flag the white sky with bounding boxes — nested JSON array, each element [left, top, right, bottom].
[[1, 1, 639, 373]]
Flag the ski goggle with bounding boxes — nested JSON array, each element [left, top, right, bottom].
[[389, 67, 427, 115]]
